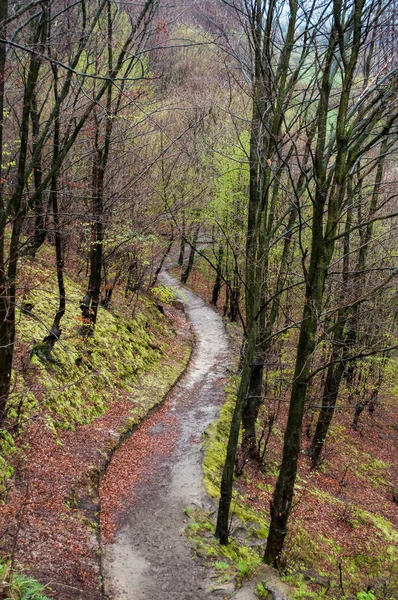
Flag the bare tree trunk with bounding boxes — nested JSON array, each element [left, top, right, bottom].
[[310, 140, 387, 467], [80, 136, 106, 335], [215, 327, 257, 543], [178, 212, 186, 266], [43, 66, 65, 352], [22, 93, 47, 257], [264, 0, 367, 561], [211, 243, 224, 307], [81, 2, 113, 334], [152, 226, 174, 287], [0, 8, 44, 419], [0, 0, 8, 422], [181, 225, 199, 284], [242, 207, 297, 458]]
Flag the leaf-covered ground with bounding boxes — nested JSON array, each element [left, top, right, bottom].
[[0, 246, 193, 599]]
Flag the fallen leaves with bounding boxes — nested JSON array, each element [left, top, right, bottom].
[[100, 402, 180, 542], [0, 304, 192, 600]]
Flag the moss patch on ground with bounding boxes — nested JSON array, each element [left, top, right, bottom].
[[0, 250, 177, 495], [194, 376, 398, 600], [185, 379, 268, 593]]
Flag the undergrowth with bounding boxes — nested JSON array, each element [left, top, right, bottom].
[[186, 379, 266, 588], [0, 560, 51, 599], [194, 374, 398, 599]]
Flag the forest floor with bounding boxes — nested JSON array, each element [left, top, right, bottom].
[[1, 254, 396, 600], [0, 286, 193, 599]]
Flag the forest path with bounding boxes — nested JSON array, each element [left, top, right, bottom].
[[102, 271, 232, 599]]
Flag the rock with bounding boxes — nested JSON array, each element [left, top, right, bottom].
[[260, 565, 295, 600], [172, 299, 185, 311], [303, 568, 331, 588], [231, 565, 294, 600], [21, 302, 34, 314]]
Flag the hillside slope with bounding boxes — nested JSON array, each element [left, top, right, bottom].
[[0, 244, 193, 599]]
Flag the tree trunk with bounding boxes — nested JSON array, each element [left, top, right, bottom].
[[178, 212, 186, 266], [215, 328, 257, 544], [241, 207, 297, 458], [0, 9, 44, 420], [22, 93, 47, 257], [181, 225, 199, 284], [211, 243, 224, 307], [43, 68, 65, 351], [310, 353, 345, 468], [152, 226, 174, 287], [0, 0, 8, 422], [228, 273, 240, 323], [311, 139, 387, 465], [241, 362, 263, 460], [81, 5, 114, 333]]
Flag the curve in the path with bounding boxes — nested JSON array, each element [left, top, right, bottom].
[[103, 272, 231, 600]]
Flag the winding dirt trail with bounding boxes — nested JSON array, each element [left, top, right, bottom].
[[102, 272, 232, 599]]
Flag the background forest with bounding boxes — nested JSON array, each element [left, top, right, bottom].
[[0, 0, 397, 599]]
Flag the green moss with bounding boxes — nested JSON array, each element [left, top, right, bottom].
[[196, 367, 398, 600], [151, 284, 177, 304], [0, 248, 190, 496], [0, 430, 18, 495], [257, 582, 272, 598], [353, 508, 398, 544], [186, 507, 262, 579], [15, 269, 166, 431], [184, 382, 265, 586]]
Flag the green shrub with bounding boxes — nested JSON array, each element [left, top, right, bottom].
[[0, 561, 51, 599]]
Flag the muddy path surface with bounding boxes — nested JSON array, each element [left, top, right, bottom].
[[102, 272, 232, 600]]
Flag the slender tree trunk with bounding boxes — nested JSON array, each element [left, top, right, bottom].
[[43, 67, 65, 351], [181, 225, 199, 284], [0, 0, 8, 422], [152, 226, 174, 286], [0, 8, 44, 419], [310, 141, 387, 466], [215, 328, 257, 543], [215, 3, 265, 536], [211, 243, 224, 307], [81, 2, 113, 333], [264, 0, 366, 557], [228, 271, 240, 323], [178, 212, 186, 266], [309, 191, 353, 467], [22, 93, 47, 257], [309, 337, 346, 468], [242, 207, 297, 458], [81, 151, 105, 331], [264, 206, 327, 565]]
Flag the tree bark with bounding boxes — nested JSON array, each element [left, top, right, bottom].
[[0, 8, 44, 419], [181, 225, 199, 284], [310, 139, 387, 466], [211, 243, 224, 307], [43, 64, 65, 352]]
